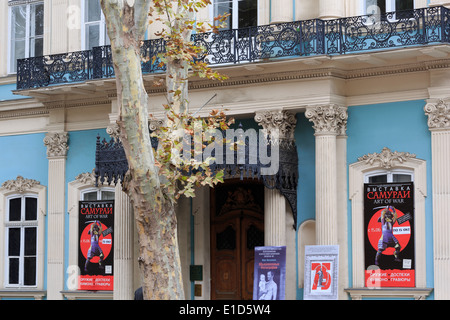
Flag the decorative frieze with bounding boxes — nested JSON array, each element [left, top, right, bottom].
[[357, 147, 417, 170], [424, 98, 450, 130], [305, 105, 347, 135], [43, 132, 69, 158], [1, 175, 41, 193]]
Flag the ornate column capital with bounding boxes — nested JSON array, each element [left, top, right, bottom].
[[424, 98, 450, 130], [305, 104, 347, 136], [44, 132, 69, 158], [254, 109, 297, 142]]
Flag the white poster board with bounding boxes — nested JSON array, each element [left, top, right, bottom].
[[303, 245, 339, 300]]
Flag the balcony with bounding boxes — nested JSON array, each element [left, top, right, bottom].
[[16, 6, 450, 91]]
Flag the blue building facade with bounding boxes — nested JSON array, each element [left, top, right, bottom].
[[0, 0, 449, 300]]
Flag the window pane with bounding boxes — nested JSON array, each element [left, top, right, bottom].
[[396, 0, 413, 11], [369, 174, 388, 183], [25, 197, 37, 221], [25, 227, 37, 256], [215, 0, 232, 29], [83, 191, 98, 201], [86, 24, 100, 50], [238, 0, 257, 29], [24, 257, 37, 286], [86, 0, 102, 22], [9, 258, 19, 284], [8, 227, 21, 256], [30, 37, 43, 58], [11, 5, 27, 39], [101, 191, 115, 200], [31, 3, 44, 37], [393, 174, 412, 182], [365, 0, 385, 14], [9, 198, 22, 221]]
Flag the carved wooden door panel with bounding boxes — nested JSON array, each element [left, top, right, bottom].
[[210, 182, 264, 300]]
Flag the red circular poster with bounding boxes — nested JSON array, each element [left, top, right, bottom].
[[366, 208, 411, 255], [79, 222, 112, 263]]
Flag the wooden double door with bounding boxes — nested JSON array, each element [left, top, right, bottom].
[[210, 181, 264, 300]]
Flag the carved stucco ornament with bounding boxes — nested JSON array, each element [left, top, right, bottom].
[[43, 132, 69, 158], [358, 147, 416, 169], [75, 169, 97, 186], [305, 104, 348, 135], [254, 110, 297, 141], [424, 99, 450, 130], [2, 176, 41, 193]]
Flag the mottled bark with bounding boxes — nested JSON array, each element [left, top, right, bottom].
[[100, 0, 184, 299]]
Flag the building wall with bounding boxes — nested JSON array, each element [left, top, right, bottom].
[[2, 0, 450, 300]]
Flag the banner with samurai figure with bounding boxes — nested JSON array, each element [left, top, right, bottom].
[[364, 182, 415, 288], [78, 200, 114, 290]]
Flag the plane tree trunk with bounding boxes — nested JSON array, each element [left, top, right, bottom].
[[100, 0, 184, 300]]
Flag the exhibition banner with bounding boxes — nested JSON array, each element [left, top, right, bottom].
[[253, 246, 286, 300], [78, 200, 114, 290], [364, 182, 415, 287], [303, 245, 339, 300]]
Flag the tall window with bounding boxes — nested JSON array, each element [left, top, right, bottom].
[[214, 0, 258, 30], [364, 0, 414, 15], [8, 0, 44, 73], [82, 0, 109, 50], [5, 195, 38, 287]]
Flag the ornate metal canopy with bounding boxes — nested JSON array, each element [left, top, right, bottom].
[[94, 124, 299, 228]]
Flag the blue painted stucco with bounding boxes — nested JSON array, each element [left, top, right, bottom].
[[63, 128, 110, 290], [0, 83, 29, 102], [0, 133, 48, 186]]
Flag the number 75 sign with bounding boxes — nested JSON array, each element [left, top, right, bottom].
[[304, 245, 339, 300]]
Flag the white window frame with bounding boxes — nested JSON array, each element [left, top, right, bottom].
[[0, 177, 46, 296], [210, 0, 259, 29], [364, 168, 414, 183], [347, 148, 429, 299], [5, 194, 39, 288], [361, 0, 416, 15], [80, 0, 108, 50], [80, 187, 115, 201], [7, 0, 44, 74]]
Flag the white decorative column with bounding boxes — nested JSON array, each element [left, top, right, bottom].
[[106, 123, 135, 300], [270, 0, 293, 24], [44, 132, 69, 300], [113, 183, 134, 300], [255, 110, 297, 246], [305, 105, 347, 246], [318, 0, 344, 19], [424, 98, 450, 300]]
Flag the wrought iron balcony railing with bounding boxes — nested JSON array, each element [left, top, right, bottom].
[[16, 6, 450, 90]]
